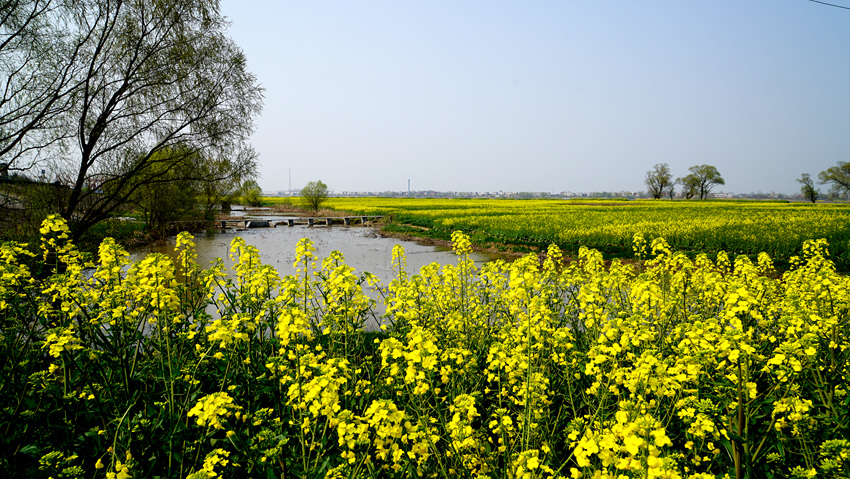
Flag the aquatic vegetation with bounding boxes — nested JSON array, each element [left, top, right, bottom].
[[1, 215, 849, 478]]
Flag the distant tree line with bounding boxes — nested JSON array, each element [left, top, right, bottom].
[[0, 0, 263, 240], [645, 161, 850, 204]]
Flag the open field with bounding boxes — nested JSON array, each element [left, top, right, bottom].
[[1, 216, 848, 478], [301, 198, 850, 269]]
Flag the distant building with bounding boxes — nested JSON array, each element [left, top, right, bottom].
[[711, 192, 734, 199]]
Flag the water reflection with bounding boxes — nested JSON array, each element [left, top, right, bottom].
[[132, 225, 495, 286]]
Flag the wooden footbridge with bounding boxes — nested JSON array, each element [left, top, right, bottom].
[[220, 215, 384, 230]]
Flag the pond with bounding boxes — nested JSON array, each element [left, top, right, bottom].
[[131, 223, 499, 330], [132, 222, 497, 287]]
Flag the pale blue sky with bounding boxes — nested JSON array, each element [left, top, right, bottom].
[[220, 0, 850, 195]]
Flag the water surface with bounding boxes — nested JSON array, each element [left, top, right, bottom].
[[133, 224, 494, 285]]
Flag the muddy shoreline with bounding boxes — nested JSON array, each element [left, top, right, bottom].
[[371, 225, 543, 263]]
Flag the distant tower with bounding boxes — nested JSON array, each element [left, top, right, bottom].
[[408, 179, 410, 196], [289, 168, 292, 195]]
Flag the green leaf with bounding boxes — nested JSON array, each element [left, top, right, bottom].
[[19, 444, 40, 456]]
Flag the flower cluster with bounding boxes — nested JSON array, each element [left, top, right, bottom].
[[187, 392, 242, 429]]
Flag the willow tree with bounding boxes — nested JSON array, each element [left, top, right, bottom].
[[679, 164, 724, 200], [819, 162, 850, 198], [2, 0, 262, 239], [0, 0, 82, 171], [645, 163, 674, 199], [301, 180, 329, 212], [126, 146, 204, 236], [798, 173, 819, 203]]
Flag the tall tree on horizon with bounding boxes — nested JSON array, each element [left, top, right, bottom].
[[819, 161, 850, 198], [798, 173, 819, 203], [679, 164, 725, 200], [645, 163, 674, 199]]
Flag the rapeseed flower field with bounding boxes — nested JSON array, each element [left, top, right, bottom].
[[320, 198, 850, 269], [1, 215, 849, 478]]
